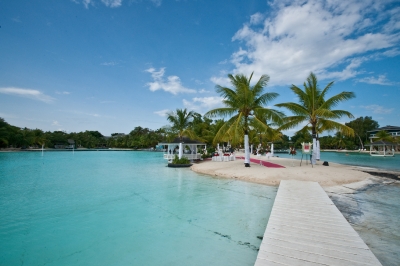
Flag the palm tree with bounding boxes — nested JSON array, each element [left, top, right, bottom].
[[166, 108, 198, 141], [276, 72, 355, 164], [205, 72, 284, 167], [375, 130, 395, 142], [249, 122, 282, 153]]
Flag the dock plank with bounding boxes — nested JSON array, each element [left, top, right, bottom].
[[255, 180, 382, 266]]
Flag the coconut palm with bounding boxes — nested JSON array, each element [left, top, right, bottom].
[[375, 130, 395, 142], [166, 108, 198, 141], [249, 122, 282, 154], [205, 72, 284, 167], [276, 72, 355, 164]]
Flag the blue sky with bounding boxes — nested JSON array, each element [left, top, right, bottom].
[[0, 0, 399, 136]]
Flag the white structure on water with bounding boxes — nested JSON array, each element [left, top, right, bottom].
[[367, 125, 399, 156], [368, 140, 396, 157], [158, 137, 206, 162]]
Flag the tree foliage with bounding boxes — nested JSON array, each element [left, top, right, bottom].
[[345, 116, 379, 148], [205, 72, 284, 145], [276, 72, 355, 137]]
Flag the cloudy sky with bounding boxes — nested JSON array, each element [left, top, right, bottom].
[[1, 0, 399, 136]]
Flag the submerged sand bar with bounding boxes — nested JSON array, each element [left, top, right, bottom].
[[255, 180, 382, 266]]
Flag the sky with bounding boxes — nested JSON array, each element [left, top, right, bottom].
[[0, 0, 399, 137]]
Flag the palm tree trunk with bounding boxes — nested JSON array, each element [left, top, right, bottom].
[[316, 134, 320, 160], [244, 133, 250, 167], [357, 134, 364, 150], [311, 125, 317, 165], [244, 117, 250, 167]]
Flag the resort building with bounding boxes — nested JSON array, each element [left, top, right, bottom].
[[66, 139, 75, 149], [368, 125, 400, 141], [367, 125, 400, 154]]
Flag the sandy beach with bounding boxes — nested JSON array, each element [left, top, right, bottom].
[[191, 152, 398, 188]]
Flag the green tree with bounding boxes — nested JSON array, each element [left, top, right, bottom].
[[205, 72, 283, 167], [345, 116, 379, 149], [276, 72, 355, 163], [375, 130, 395, 142], [0, 118, 10, 148], [290, 130, 312, 148], [200, 119, 225, 146], [167, 108, 199, 141]]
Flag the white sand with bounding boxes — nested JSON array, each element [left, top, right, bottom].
[[191, 152, 376, 187]]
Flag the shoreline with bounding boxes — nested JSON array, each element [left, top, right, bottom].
[[191, 153, 400, 189], [0, 148, 159, 152]]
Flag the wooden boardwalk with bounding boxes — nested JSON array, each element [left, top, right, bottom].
[[255, 180, 382, 266]]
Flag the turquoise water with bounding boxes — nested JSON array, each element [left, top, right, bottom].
[[276, 151, 400, 171], [0, 151, 277, 266]]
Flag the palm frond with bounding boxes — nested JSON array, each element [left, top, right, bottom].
[[318, 119, 355, 137], [275, 102, 308, 116], [277, 116, 308, 131], [320, 91, 356, 109]]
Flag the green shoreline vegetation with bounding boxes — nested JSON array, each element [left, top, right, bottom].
[[0, 73, 396, 152]]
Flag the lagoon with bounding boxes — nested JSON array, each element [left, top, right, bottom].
[[276, 150, 400, 171], [0, 151, 277, 265]]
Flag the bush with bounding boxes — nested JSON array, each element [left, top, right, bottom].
[[172, 155, 191, 164]]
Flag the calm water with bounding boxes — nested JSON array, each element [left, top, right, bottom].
[[330, 182, 400, 266], [276, 151, 400, 171], [0, 151, 277, 266]]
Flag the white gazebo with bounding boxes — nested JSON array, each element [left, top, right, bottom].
[[367, 140, 396, 157], [158, 137, 206, 162]]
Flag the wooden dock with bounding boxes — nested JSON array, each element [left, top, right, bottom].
[[255, 180, 382, 266]]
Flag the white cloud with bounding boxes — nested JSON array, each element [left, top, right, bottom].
[[382, 49, 400, 57], [210, 75, 230, 87], [0, 87, 55, 103], [56, 91, 70, 95], [101, 0, 122, 7], [82, 0, 92, 8], [213, 0, 399, 86], [358, 75, 394, 85], [154, 109, 170, 117], [150, 0, 161, 7], [77, 0, 122, 8], [145, 67, 196, 95], [52, 120, 61, 126], [250, 13, 264, 25], [383, 6, 400, 33], [101, 61, 118, 66], [183, 97, 224, 113], [361, 104, 394, 114], [77, 0, 161, 8]]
